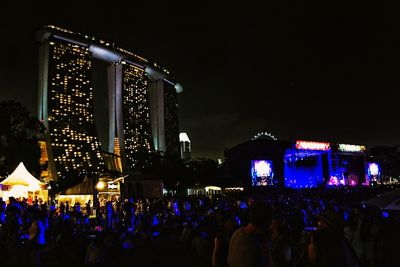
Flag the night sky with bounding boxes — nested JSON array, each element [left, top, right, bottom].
[[1, 1, 400, 159]]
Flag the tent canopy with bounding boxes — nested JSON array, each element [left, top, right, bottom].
[[1, 162, 43, 191], [61, 176, 94, 195], [363, 190, 400, 211]]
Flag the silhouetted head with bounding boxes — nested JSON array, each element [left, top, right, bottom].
[[249, 200, 272, 228], [317, 209, 345, 233]]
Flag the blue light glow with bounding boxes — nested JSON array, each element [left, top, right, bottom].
[[152, 215, 159, 226], [284, 149, 324, 188], [89, 44, 122, 62], [153, 231, 160, 237]]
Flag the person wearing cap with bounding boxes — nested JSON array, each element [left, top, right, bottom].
[[307, 209, 358, 267]]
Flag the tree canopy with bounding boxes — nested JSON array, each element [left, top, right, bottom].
[[0, 101, 43, 177]]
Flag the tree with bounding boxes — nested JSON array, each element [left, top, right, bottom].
[[0, 101, 43, 177], [153, 153, 184, 188], [182, 158, 219, 186]]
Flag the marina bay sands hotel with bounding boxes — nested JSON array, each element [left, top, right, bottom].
[[37, 25, 183, 181]]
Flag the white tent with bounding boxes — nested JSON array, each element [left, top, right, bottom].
[[363, 190, 400, 211], [0, 162, 45, 200]]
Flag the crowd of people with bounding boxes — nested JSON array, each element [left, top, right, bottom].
[[0, 186, 399, 267]]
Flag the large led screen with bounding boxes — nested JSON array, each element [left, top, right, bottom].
[[251, 160, 274, 186], [368, 163, 380, 177]]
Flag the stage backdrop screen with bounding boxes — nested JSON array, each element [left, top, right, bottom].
[[251, 160, 274, 186]]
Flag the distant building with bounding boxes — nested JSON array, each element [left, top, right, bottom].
[[113, 137, 123, 172], [37, 25, 183, 180], [38, 140, 51, 181], [149, 79, 181, 157], [179, 132, 191, 160], [102, 151, 123, 174]]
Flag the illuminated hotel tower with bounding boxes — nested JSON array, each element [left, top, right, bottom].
[[37, 26, 183, 178], [38, 32, 104, 180], [179, 133, 191, 160], [149, 79, 181, 156], [108, 62, 153, 171]]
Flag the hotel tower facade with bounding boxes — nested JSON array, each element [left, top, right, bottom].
[[37, 26, 183, 181]]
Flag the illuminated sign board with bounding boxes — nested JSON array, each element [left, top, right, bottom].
[[107, 183, 118, 190], [295, 141, 330, 151], [338, 144, 366, 153]]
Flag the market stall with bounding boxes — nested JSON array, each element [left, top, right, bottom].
[[57, 175, 94, 207]]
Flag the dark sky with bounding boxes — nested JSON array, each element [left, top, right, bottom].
[[1, 1, 400, 159]]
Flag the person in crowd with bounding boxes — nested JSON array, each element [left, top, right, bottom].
[[106, 201, 114, 230], [311, 209, 358, 267], [191, 224, 211, 264], [0, 186, 399, 267], [228, 200, 273, 267], [29, 208, 46, 267], [123, 198, 135, 232], [65, 201, 70, 213], [85, 232, 104, 266], [59, 201, 65, 214], [307, 229, 347, 267], [270, 215, 292, 267], [86, 200, 92, 216], [0, 197, 6, 225], [358, 208, 379, 267], [374, 215, 400, 267], [6, 196, 22, 232], [72, 201, 81, 214], [212, 210, 238, 267], [344, 206, 363, 260], [49, 201, 56, 215]]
